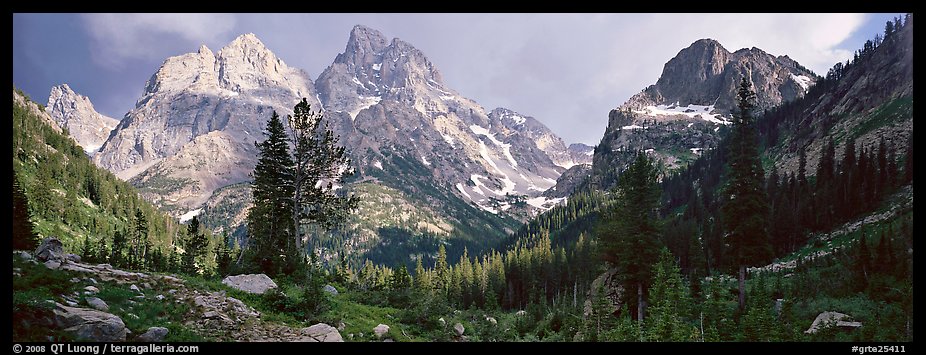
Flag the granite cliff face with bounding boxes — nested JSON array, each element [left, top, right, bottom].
[[46, 84, 120, 155], [91, 34, 319, 212], [590, 38, 817, 189]]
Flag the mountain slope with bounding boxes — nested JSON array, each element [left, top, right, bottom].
[[765, 18, 913, 176], [45, 84, 120, 155], [590, 38, 817, 190], [13, 87, 182, 252]]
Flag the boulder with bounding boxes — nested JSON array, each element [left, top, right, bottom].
[[486, 317, 497, 326], [53, 303, 127, 341], [65, 254, 81, 263], [438, 317, 446, 326], [337, 322, 346, 331], [13, 250, 33, 260], [373, 324, 390, 339], [85, 297, 109, 312], [44, 260, 61, 270], [454, 323, 465, 337], [805, 311, 863, 334], [299, 323, 343, 342], [222, 274, 278, 294], [136, 327, 169, 342], [323, 284, 339, 296], [156, 295, 166, 301], [129, 284, 143, 293], [515, 310, 527, 317], [84, 286, 100, 294], [35, 238, 65, 262]]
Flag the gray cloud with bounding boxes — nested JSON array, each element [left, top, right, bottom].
[[16, 13, 884, 145]]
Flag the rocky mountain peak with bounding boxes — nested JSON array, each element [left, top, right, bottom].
[[316, 24, 449, 116], [341, 25, 389, 65], [46, 84, 119, 154], [591, 38, 818, 190]]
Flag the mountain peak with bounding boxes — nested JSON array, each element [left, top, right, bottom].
[[227, 33, 265, 48], [50, 83, 75, 96], [46, 83, 119, 154], [197, 44, 213, 57], [344, 25, 388, 59]]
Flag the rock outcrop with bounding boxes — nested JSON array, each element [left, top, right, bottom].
[[53, 303, 127, 341], [805, 311, 863, 334], [373, 324, 390, 339], [221, 274, 278, 294], [136, 327, 169, 342]]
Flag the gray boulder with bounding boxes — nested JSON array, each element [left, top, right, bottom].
[[85, 297, 109, 312], [53, 303, 127, 341], [84, 286, 100, 294], [35, 238, 65, 262], [136, 327, 169, 342], [13, 250, 33, 261], [222, 274, 278, 294], [299, 323, 343, 342], [373, 324, 390, 339], [805, 311, 863, 334], [323, 284, 339, 296], [454, 323, 465, 337]]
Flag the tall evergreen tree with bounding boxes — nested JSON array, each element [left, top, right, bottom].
[[12, 170, 39, 251], [182, 216, 209, 275], [647, 248, 694, 341], [287, 99, 358, 255], [247, 111, 297, 276], [597, 152, 662, 320], [721, 78, 772, 310]]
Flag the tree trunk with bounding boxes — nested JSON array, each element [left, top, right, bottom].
[[738, 264, 746, 310], [573, 280, 578, 308], [637, 282, 644, 321]]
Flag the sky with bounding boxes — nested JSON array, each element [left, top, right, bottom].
[[12, 13, 903, 145]]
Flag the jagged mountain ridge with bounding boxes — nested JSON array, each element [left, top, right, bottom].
[[76, 25, 589, 264], [316, 26, 589, 215], [589, 38, 817, 190], [46, 84, 119, 155]]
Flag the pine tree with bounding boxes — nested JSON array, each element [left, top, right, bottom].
[[247, 111, 297, 276], [287, 98, 358, 255], [597, 152, 662, 320], [434, 244, 449, 296], [12, 170, 39, 251], [855, 228, 871, 289], [721, 78, 772, 310], [647, 248, 694, 341], [182, 216, 209, 275], [391, 264, 412, 290]]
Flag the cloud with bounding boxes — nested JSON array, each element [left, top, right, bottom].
[[81, 13, 236, 67], [70, 13, 870, 144]]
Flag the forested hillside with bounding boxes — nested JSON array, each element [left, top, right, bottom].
[[13, 88, 228, 275]]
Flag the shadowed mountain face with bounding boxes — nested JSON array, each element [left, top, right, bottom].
[[589, 38, 818, 190]]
